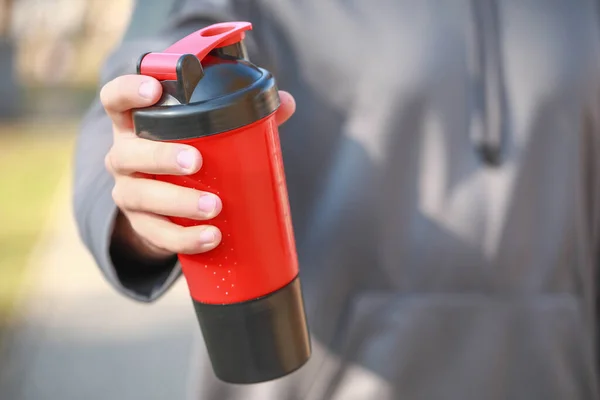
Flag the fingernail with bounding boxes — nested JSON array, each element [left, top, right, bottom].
[[199, 227, 217, 244], [139, 81, 155, 99], [176, 149, 196, 170], [198, 194, 217, 214]]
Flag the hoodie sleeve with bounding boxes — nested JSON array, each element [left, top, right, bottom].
[[73, 0, 241, 302]]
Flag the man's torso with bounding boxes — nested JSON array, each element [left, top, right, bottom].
[[179, 1, 600, 398]]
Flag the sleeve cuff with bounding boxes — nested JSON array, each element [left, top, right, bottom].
[[88, 174, 183, 303]]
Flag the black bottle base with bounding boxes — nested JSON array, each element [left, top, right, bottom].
[[193, 277, 311, 384]]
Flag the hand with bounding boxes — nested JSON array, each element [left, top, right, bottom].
[[101, 74, 296, 263]]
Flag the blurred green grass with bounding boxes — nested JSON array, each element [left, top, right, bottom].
[[0, 122, 76, 323]]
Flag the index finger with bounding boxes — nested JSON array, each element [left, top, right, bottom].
[[100, 74, 163, 132]]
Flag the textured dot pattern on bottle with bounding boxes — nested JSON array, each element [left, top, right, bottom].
[[157, 114, 299, 304]]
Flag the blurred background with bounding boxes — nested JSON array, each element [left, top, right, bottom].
[[0, 1, 198, 399]]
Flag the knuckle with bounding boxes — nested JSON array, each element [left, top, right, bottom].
[[106, 147, 124, 174], [151, 142, 171, 171], [111, 184, 124, 208], [99, 83, 110, 107], [153, 228, 183, 253], [104, 152, 113, 173], [171, 189, 191, 212], [112, 180, 138, 211], [104, 147, 118, 173], [173, 187, 204, 219]]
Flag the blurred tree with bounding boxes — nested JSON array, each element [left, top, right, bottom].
[[122, 0, 179, 40], [0, 0, 12, 36], [0, 0, 21, 120]]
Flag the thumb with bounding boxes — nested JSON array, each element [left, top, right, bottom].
[[275, 91, 296, 126]]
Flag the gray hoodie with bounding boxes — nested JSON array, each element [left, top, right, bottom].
[[74, 0, 600, 398]]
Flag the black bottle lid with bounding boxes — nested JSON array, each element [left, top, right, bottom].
[[132, 22, 280, 141]]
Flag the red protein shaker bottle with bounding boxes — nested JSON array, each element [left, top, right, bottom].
[[132, 22, 311, 384]]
